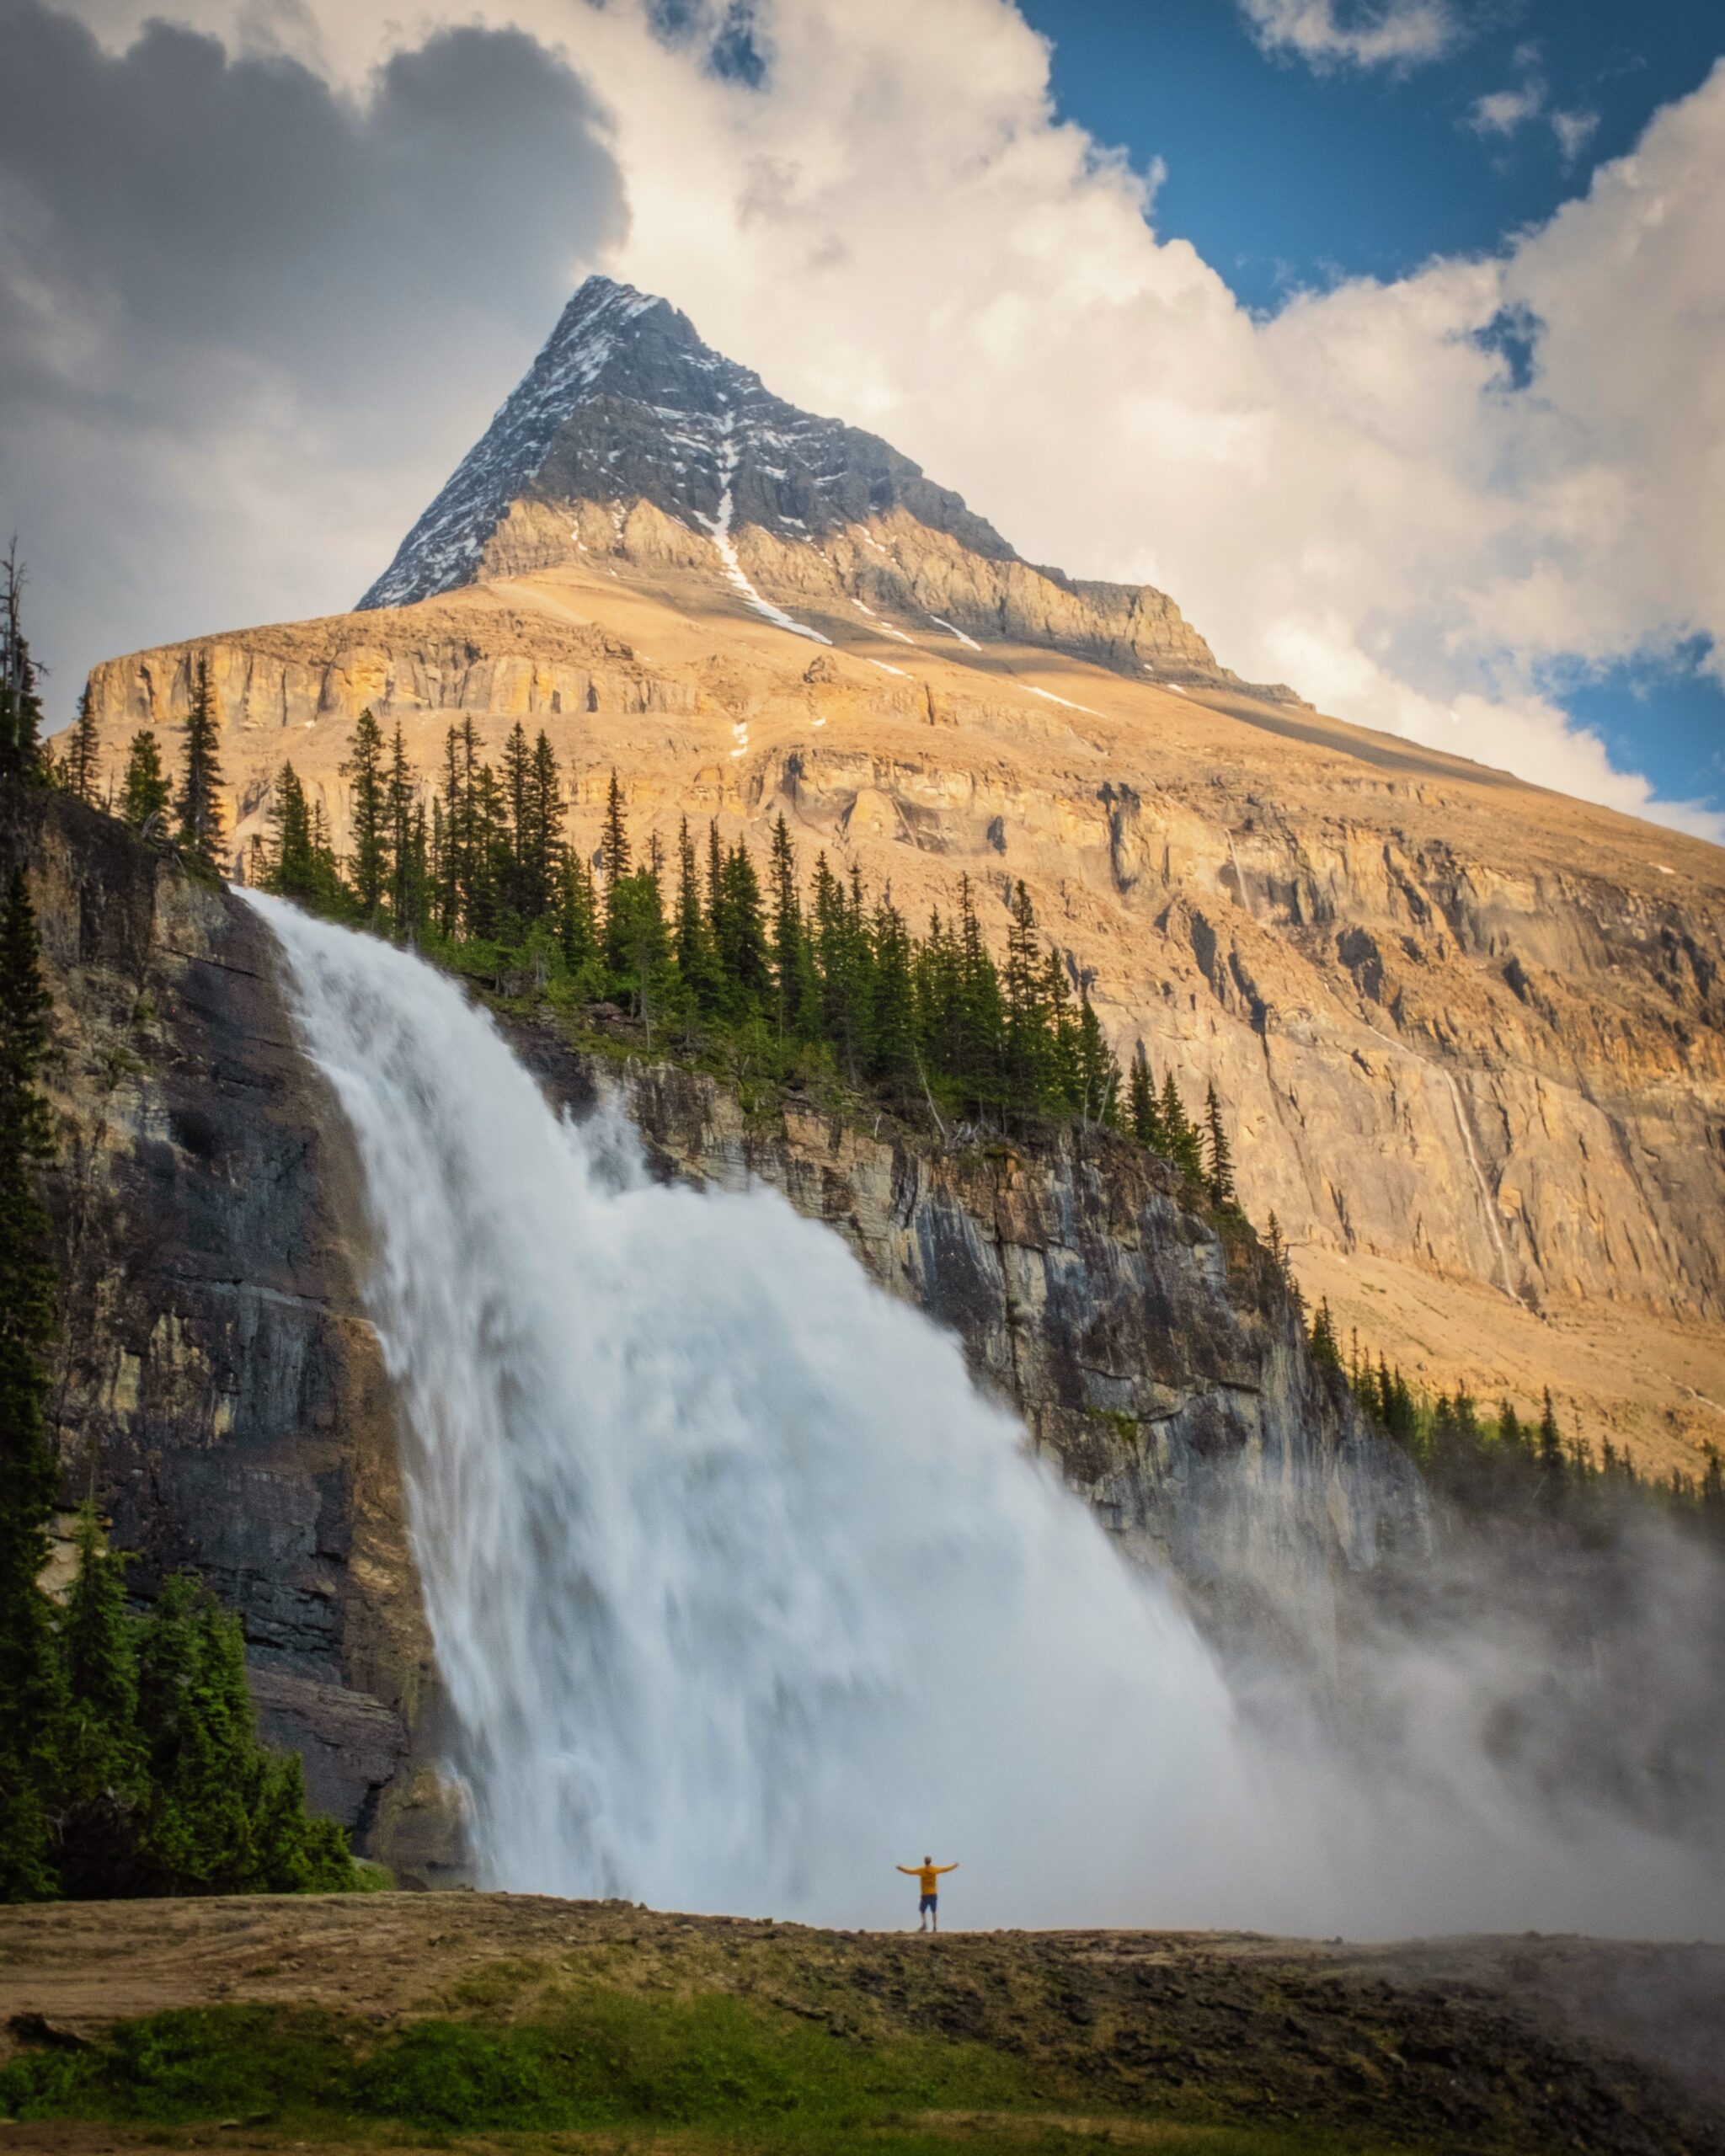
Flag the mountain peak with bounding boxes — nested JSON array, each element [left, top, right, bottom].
[[359, 274, 1018, 614], [358, 275, 1289, 700]]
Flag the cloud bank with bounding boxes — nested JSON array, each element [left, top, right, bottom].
[[5, 0, 1723, 841]]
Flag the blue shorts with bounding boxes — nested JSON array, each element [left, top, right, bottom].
[[920, 1894, 937, 1914]]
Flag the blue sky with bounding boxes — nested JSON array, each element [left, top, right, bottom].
[[1017, 0, 1725, 814]]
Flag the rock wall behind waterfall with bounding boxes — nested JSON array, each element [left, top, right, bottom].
[[507, 1031, 1428, 1652], [0, 790, 462, 1881]]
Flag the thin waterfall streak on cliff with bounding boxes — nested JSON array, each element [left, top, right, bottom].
[[1358, 1013, 1519, 1303], [248, 895, 1724, 1939]]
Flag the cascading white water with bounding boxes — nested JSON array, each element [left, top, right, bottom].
[[251, 897, 1725, 1939]]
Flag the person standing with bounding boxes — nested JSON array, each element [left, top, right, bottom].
[[896, 1854, 958, 1932]]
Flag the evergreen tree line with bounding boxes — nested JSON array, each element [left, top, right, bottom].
[[258, 715, 1247, 1177], [0, 865, 362, 1902], [1302, 1289, 1725, 1546]]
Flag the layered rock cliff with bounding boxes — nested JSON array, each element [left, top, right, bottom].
[[70, 275, 1725, 1471], [8, 790, 1421, 1857]]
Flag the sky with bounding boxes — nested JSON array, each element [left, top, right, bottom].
[[1, 0, 1722, 839]]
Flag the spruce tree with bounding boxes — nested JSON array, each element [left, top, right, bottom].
[[868, 894, 918, 1096], [55, 1501, 145, 1897], [1075, 991, 1121, 1129], [1159, 1070, 1205, 1186], [767, 815, 807, 1040], [1003, 883, 1053, 1113], [601, 768, 632, 884], [0, 545, 46, 788], [1536, 1388, 1567, 1492], [62, 691, 103, 807], [558, 853, 600, 982], [526, 732, 565, 924], [174, 655, 225, 877], [0, 871, 67, 1899], [1129, 1045, 1163, 1150], [341, 709, 387, 918], [117, 732, 171, 834], [1203, 1081, 1237, 1209], [1307, 1297, 1343, 1373]]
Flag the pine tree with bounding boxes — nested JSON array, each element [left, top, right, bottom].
[[601, 768, 632, 885], [868, 894, 918, 1096], [1536, 1387, 1566, 1491], [717, 842, 772, 1011], [340, 709, 387, 919], [671, 818, 718, 1016], [263, 764, 315, 904], [767, 815, 807, 1040], [0, 545, 46, 788], [1075, 990, 1121, 1129], [558, 853, 600, 982], [117, 732, 172, 835], [0, 871, 67, 1899], [525, 732, 565, 925], [1203, 1081, 1237, 1209], [1307, 1297, 1343, 1374], [1003, 883, 1053, 1113], [1159, 1070, 1205, 1186], [174, 655, 225, 877], [1129, 1045, 1163, 1150], [62, 691, 103, 807], [55, 1501, 145, 1897], [953, 876, 1006, 1117]]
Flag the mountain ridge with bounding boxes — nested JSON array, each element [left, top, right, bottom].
[[359, 274, 1294, 700]]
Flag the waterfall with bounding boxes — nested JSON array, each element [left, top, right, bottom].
[[251, 896, 1725, 1939]]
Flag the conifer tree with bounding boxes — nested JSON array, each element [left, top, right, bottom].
[[1203, 1081, 1237, 1209], [117, 732, 171, 834], [55, 1502, 145, 1895], [525, 732, 565, 923], [0, 545, 46, 788], [767, 815, 807, 1040], [1307, 1297, 1343, 1373], [341, 709, 387, 918], [62, 691, 103, 807], [868, 894, 918, 1096], [174, 656, 225, 877], [0, 871, 67, 1898], [1129, 1045, 1163, 1150], [558, 853, 600, 980], [718, 841, 772, 1010], [1003, 883, 1053, 1112], [601, 768, 632, 885], [1075, 990, 1121, 1129], [1159, 1070, 1205, 1186], [1536, 1388, 1567, 1490]]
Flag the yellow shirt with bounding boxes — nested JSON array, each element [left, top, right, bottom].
[[900, 1863, 957, 1894]]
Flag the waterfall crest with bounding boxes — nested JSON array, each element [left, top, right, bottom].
[[251, 897, 1724, 1938]]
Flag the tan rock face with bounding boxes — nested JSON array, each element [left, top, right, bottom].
[[77, 542, 1725, 1471]]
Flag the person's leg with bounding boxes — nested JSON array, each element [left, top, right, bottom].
[[930, 1897, 938, 1934]]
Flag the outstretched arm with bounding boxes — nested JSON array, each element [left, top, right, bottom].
[[895, 1865, 917, 1875], [936, 1863, 959, 1875]]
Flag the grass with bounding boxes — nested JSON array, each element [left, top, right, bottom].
[[0, 1992, 1385, 2156]]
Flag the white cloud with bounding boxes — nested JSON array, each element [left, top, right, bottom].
[[1468, 83, 1543, 137], [1235, 0, 1460, 72], [14, 0, 1725, 844], [1551, 107, 1600, 164]]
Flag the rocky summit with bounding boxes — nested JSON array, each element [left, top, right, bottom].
[[78, 275, 1725, 1471]]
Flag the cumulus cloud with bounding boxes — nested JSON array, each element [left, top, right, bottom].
[[0, 0, 624, 691], [9, 0, 1725, 841], [1235, 0, 1460, 72]]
